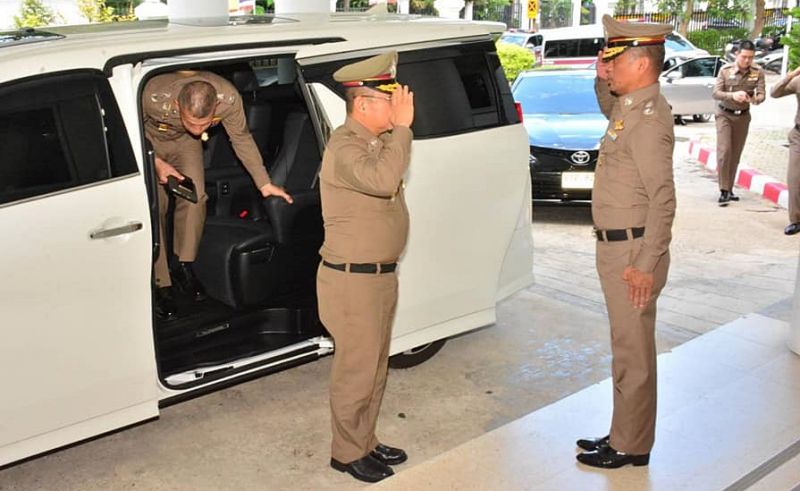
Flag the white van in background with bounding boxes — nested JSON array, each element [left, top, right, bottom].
[[539, 23, 708, 69], [0, 12, 533, 467]]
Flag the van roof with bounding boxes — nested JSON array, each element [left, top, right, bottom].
[[0, 13, 503, 83]]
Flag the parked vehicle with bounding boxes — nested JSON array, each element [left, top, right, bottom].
[[0, 13, 534, 467], [498, 30, 544, 65], [512, 69, 606, 200], [660, 55, 725, 122], [539, 24, 707, 69]]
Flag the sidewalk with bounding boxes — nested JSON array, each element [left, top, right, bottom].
[[376, 314, 800, 490], [688, 137, 791, 208]]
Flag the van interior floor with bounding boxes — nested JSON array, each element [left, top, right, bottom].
[[156, 296, 325, 377]]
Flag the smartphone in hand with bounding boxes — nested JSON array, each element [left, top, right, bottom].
[[166, 175, 198, 204]]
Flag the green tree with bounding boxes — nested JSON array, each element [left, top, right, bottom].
[[13, 0, 62, 28], [781, 7, 800, 69], [540, 0, 572, 27], [79, 0, 115, 23], [613, 0, 637, 15]]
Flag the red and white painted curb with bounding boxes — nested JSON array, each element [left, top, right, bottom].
[[688, 140, 788, 209]]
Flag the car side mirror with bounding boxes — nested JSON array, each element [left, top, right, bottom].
[[666, 71, 682, 82]]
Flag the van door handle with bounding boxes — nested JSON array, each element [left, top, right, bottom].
[[90, 222, 143, 240]]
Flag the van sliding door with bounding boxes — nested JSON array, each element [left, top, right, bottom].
[[299, 40, 533, 355]]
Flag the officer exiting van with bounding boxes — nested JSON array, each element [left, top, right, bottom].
[[316, 51, 414, 483], [142, 71, 292, 318]]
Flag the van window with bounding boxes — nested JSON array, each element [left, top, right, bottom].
[[544, 37, 604, 58], [0, 71, 137, 206], [302, 41, 519, 139]]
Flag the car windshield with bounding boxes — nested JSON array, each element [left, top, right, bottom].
[[666, 33, 693, 52], [514, 73, 600, 114], [499, 34, 526, 47]]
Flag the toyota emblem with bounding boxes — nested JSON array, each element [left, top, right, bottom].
[[570, 151, 591, 165]]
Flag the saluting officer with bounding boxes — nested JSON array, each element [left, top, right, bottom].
[[576, 15, 676, 469], [770, 66, 800, 235], [142, 71, 292, 318], [713, 40, 766, 205], [316, 51, 414, 483]]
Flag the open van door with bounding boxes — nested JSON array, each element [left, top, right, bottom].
[[299, 39, 534, 358], [0, 71, 158, 466]]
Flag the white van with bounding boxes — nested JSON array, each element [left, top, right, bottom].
[[0, 13, 533, 467], [539, 24, 708, 69]]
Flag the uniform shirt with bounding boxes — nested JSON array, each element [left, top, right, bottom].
[[712, 63, 766, 111], [142, 71, 271, 188], [319, 117, 412, 264], [770, 73, 800, 126], [593, 79, 676, 273]]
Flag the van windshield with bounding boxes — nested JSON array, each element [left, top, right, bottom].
[[514, 73, 600, 115], [666, 33, 693, 52], [500, 34, 527, 47]]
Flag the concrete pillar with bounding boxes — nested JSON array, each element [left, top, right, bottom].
[[790, 248, 800, 355], [274, 0, 332, 14], [398, 0, 410, 14], [434, 0, 464, 19], [571, 0, 581, 26], [464, 0, 473, 20]]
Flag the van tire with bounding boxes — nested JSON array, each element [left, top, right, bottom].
[[693, 114, 712, 123], [388, 339, 447, 369]]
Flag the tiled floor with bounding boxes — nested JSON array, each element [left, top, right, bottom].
[[375, 314, 800, 491]]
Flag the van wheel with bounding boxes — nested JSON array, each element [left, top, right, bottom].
[[388, 339, 447, 369], [693, 114, 712, 123]]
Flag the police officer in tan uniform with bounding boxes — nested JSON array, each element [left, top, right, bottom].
[[770, 66, 800, 235], [142, 71, 292, 318], [713, 40, 766, 205], [316, 51, 413, 483], [576, 15, 676, 469]]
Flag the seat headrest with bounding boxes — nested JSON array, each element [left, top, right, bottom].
[[232, 69, 259, 93]]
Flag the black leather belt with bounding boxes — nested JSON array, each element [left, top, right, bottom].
[[322, 260, 397, 274], [718, 105, 748, 115], [595, 227, 645, 241]]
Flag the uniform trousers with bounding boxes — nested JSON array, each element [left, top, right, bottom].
[[787, 127, 800, 224], [715, 110, 752, 192], [597, 237, 670, 455], [150, 132, 208, 287], [317, 263, 398, 463]]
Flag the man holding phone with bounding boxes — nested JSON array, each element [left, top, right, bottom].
[[713, 40, 766, 206], [143, 70, 292, 319]]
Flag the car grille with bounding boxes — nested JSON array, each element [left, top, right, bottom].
[[530, 146, 598, 172]]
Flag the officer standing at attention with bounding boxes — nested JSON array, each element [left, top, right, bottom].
[[713, 40, 766, 206], [143, 70, 292, 318], [769, 66, 800, 235], [576, 15, 676, 469], [316, 51, 413, 483]]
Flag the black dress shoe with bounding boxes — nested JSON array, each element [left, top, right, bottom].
[[370, 443, 408, 465], [718, 190, 730, 206], [576, 435, 609, 451], [577, 445, 650, 469], [785, 223, 800, 235], [330, 455, 394, 483], [728, 191, 740, 201], [155, 287, 178, 320], [174, 261, 207, 301]]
